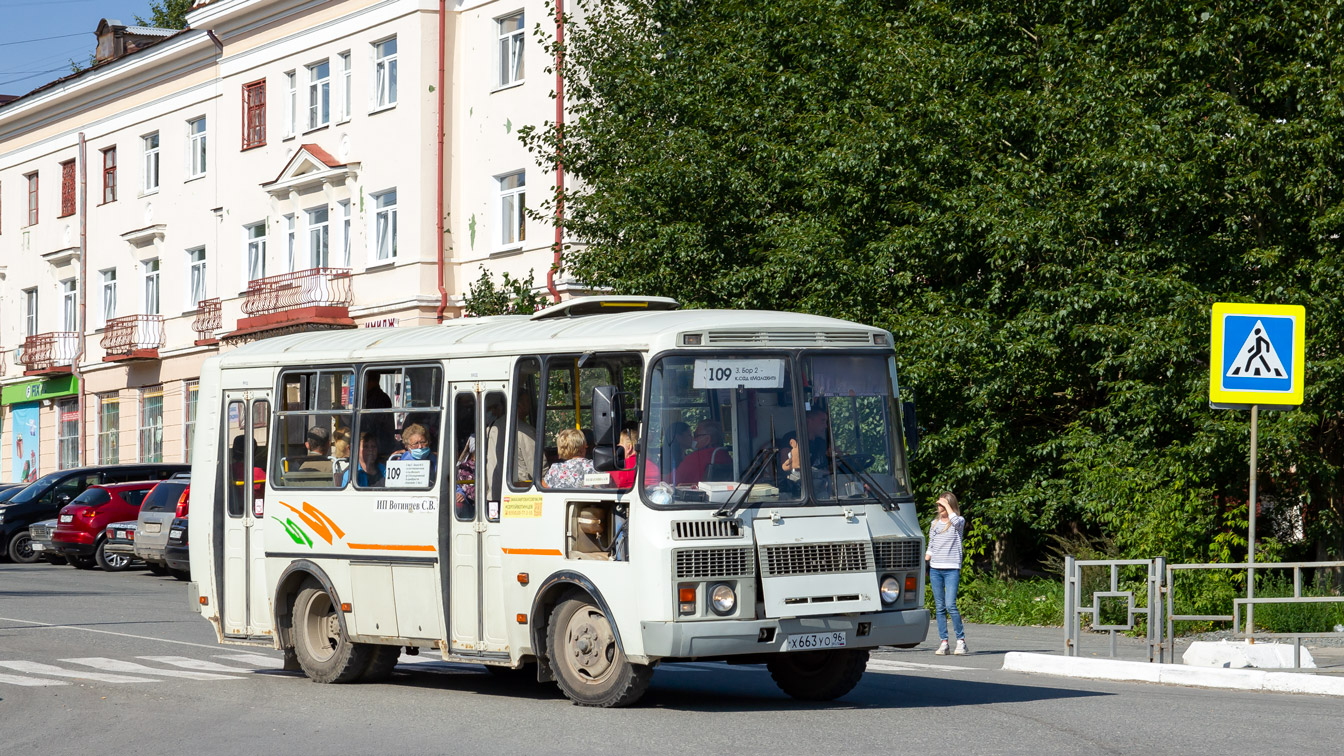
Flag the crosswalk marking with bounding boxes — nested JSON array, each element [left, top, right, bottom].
[[214, 653, 285, 669], [64, 657, 242, 681], [868, 658, 977, 673], [0, 660, 155, 684], [138, 656, 262, 674], [0, 672, 67, 687]]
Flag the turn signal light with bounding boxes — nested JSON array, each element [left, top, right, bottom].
[[199, 597, 208, 605], [340, 603, 352, 613], [516, 614, 527, 625], [904, 576, 917, 592], [517, 573, 529, 586], [678, 587, 696, 603]]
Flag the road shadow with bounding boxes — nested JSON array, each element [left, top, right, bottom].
[[381, 664, 569, 702]]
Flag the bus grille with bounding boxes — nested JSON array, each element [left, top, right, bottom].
[[674, 547, 754, 579], [873, 539, 922, 571], [761, 542, 871, 577], [672, 519, 743, 540]]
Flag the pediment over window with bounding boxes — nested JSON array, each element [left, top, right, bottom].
[[262, 143, 360, 197]]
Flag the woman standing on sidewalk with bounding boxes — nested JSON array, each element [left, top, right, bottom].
[[926, 492, 967, 655]]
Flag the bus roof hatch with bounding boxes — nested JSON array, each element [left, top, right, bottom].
[[530, 296, 680, 321]]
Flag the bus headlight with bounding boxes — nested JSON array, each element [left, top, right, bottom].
[[709, 584, 736, 615], [879, 576, 901, 605]]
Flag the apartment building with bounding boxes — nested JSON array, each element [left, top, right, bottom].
[[0, 0, 569, 480]]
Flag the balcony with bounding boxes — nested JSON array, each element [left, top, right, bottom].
[[232, 267, 354, 337], [192, 298, 221, 346], [101, 315, 166, 362], [18, 332, 79, 376]]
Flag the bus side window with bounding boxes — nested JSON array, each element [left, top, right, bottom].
[[453, 393, 477, 521], [271, 370, 353, 489], [226, 400, 246, 517], [483, 391, 507, 521], [509, 358, 540, 490], [359, 365, 443, 491]]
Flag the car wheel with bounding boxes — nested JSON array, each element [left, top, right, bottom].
[[95, 539, 133, 572], [7, 531, 41, 564], [292, 582, 371, 683], [547, 596, 651, 707], [146, 562, 169, 576]]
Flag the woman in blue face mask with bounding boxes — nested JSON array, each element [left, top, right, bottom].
[[390, 423, 438, 478]]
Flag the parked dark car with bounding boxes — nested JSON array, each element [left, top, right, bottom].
[[52, 482, 161, 571], [0, 483, 27, 500], [103, 520, 139, 567], [0, 464, 187, 563], [163, 516, 189, 580], [27, 519, 66, 565], [134, 480, 190, 574]]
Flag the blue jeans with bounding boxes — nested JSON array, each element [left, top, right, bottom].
[[929, 567, 964, 641]]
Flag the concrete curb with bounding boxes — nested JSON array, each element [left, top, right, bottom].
[[1001, 652, 1344, 697]]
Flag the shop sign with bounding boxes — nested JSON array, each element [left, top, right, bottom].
[[1, 375, 80, 406]]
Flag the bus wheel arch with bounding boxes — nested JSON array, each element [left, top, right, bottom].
[[530, 572, 651, 707], [273, 561, 347, 658], [529, 572, 625, 684]]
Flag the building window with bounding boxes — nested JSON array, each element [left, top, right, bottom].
[[60, 160, 76, 217], [100, 269, 117, 327], [307, 60, 330, 130], [102, 147, 117, 203], [338, 199, 351, 267], [373, 189, 397, 261], [245, 222, 266, 282], [498, 13, 524, 87], [184, 380, 199, 463], [498, 171, 526, 247], [284, 214, 296, 271], [57, 398, 80, 470], [373, 38, 397, 108], [187, 248, 207, 308], [187, 117, 207, 178], [338, 52, 352, 121], [142, 133, 160, 193], [285, 71, 297, 137], [98, 393, 119, 465], [61, 280, 78, 332], [143, 259, 160, 316], [308, 206, 329, 268], [243, 79, 266, 149], [23, 288, 38, 336], [140, 386, 164, 463], [25, 172, 38, 226]]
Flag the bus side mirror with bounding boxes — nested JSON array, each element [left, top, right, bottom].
[[591, 385, 625, 472], [902, 400, 919, 457]]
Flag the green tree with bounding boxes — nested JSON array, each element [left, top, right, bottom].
[[136, 0, 194, 29], [525, 0, 1344, 569], [462, 268, 550, 317]]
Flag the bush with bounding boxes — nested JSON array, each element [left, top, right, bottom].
[[926, 572, 1064, 627]]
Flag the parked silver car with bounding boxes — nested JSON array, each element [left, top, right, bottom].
[[27, 519, 66, 565], [134, 479, 189, 576], [103, 520, 139, 564]]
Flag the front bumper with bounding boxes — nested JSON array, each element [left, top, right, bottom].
[[52, 540, 95, 557], [164, 544, 189, 572], [641, 607, 929, 660]]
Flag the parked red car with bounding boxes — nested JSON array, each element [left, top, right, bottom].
[[51, 482, 158, 571]]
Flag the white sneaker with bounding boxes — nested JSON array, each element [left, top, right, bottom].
[[934, 640, 949, 655], [953, 639, 968, 655]]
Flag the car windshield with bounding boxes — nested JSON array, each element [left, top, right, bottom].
[[7, 472, 65, 504], [801, 353, 911, 501], [642, 354, 803, 507]]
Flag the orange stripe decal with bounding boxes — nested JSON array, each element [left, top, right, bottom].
[[502, 548, 563, 556], [346, 543, 437, 552]]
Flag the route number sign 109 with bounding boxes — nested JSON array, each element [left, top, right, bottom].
[[693, 359, 785, 389]]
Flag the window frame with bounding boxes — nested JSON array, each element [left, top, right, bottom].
[[497, 171, 526, 249], [338, 52, 352, 122], [496, 12, 525, 89], [372, 189, 397, 262], [23, 288, 38, 336], [536, 351, 645, 494], [269, 367, 356, 492], [98, 392, 120, 465], [142, 258, 161, 316], [242, 79, 266, 150], [372, 37, 398, 110], [337, 199, 351, 268], [101, 147, 117, 203], [187, 117, 208, 179], [306, 59, 331, 131], [142, 132, 160, 194], [57, 397, 80, 470], [285, 214, 297, 272], [99, 268, 117, 327], [284, 70, 297, 138], [186, 247, 207, 310], [307, 205, 330, 269], [25, 171, 38, 226], [353, 363, 445, 493], [61, 279, 78, 332], [139, 385, 165, 463], [244, 222, 267, 283], [506, 356, 542, 493], [59, 159, 76, 218], [184, 380, 199, 463]]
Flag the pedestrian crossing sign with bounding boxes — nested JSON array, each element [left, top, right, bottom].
[[1210, 302, 1305, 408]]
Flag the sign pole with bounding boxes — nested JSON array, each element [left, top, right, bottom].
[[1247, 404, 1258, 640]]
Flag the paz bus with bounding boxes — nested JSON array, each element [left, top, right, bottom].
[[189, 296, 928, 707]]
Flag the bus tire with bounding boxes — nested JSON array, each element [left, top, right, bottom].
[[359, 645, 401, 682], [766, 648, 869, 701], [547, 597, 651, 708], [292, 583, 371, 683]]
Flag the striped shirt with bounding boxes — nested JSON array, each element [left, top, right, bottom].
[[926, 514, 965, 569]]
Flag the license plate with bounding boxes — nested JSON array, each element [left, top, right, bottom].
[[144, 522, 161, 534], [59, 514, 73, 523], [784, 631, 847, 652], [170, 529, 185, 540], [31, 543, 45, 551], [118, 531, 130, 540]]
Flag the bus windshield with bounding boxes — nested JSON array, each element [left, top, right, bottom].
[[801, 353, 911, 502], [642, 353, 803, 507]]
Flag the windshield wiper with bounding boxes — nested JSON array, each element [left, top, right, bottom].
[[714, 444, 777, 519], [832, 455, 898, 512]]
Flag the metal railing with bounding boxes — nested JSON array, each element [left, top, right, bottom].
[[1065, 557, 1167, 662], [17, 332, 79, 373], [192, 298, 221, 343], [100, 314, 165, 358], [240, 267, 352, 317]]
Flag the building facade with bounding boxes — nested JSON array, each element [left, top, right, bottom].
[[0, 0, 570, 481]]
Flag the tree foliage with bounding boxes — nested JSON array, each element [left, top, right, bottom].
[[462, 268, 550, 317], [136, 0, 194, 29], [525, 0, 1344, 567]]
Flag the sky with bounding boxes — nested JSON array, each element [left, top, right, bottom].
[[0, 0, 163, 97]]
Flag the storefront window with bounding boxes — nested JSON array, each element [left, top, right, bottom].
[[99, 393, 119, 465], [184, 380, 199, 463], [140, 386, 164, 463], [57, 398, 79, 470]]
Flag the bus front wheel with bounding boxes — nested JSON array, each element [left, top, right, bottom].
[[547, 597, 651, 707], [292, 583, 371, 683], [767, 648, 869, 701]]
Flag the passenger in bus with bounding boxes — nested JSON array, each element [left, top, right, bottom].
[[331, 427, 351, 478], [781, 409, 832, 478], [229, 436, 266, 500], [543, 428, 598, 488], [672, 420, 732, 486], [389, 423, 438, 477], [658, 421, 693, 480], [345, 432, 385, 487], [454, 435, 476, 519], [482, 395, 508, 503], [305, 426, 330, 457], [611, 428, 660, 488], [511, 391, 538, 484]]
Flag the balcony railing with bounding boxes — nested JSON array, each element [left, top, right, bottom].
[[101, 315, 166, 361], [233, 267, 354, 336], [18, 332, 79, 375], [192, 298, 221, 345]]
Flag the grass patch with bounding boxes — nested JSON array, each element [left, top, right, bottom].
[[926, 573, 1064, 627]]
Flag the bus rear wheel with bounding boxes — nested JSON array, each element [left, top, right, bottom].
[[766, 648, 869, 701], [292, 583, 371, 683], [547, 597, 651, 708]]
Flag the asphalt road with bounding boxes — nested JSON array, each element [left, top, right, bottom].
[[2, 562, 1341, 755]]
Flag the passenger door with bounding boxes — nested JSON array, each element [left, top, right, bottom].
[[221, 392, 272, 637]]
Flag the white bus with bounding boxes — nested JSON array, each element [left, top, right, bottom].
[[189, 296, 928, 707]]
